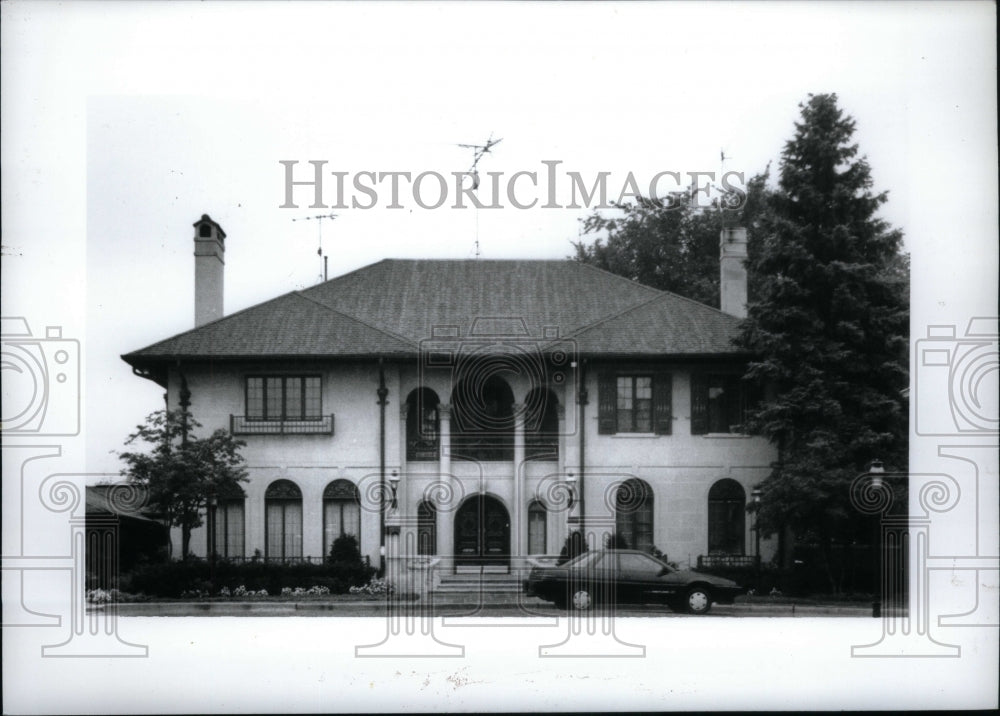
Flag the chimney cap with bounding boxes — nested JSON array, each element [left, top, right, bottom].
[[193, 214, 226, 240]]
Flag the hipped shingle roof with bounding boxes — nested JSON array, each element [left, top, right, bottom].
[[123, 259, 745, 367]]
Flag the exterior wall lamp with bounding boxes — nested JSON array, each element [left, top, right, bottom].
[[385, 470, 402, 537], [388, 469, 400, 510], [868, 459, 886, 618]]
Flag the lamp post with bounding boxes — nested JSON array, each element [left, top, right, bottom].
[[868, 460, 885, 618], [751, 487, 762, 563], [207, 494, 217, 594], [566, 471, 577, 515]]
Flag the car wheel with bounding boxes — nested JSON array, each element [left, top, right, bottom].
[[571, 589, 593, 611], [685, 586, 712, 615]]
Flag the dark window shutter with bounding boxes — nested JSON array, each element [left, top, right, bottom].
[[653, 373, 672, 435], [726, 376, 742, 432], [690, 373, 708, 435], [597, 373, 617, 434]]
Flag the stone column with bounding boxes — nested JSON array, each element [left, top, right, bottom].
[[437, 404, 454, 572], [399, 403, 409, 524], [556, 403, 568, 550], [512, 402, 526, 570]]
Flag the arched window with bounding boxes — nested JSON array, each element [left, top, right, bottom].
[[209, 483, 245, 560], [615, 478, 654, 553], [708, 479, 746, 555], [527, 500, 547, 555], [451, 374, 514, 461], [417, 500, 436, 556], [525, 387, 559, 460], [406, 388, 440, 461], [323, 479, 361, 556], [265, 479, 302, 561]]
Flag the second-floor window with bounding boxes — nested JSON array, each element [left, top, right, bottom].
[[597, 372, 673, 435], [690, 374, 756, 435], [246, 376, 321, 421]]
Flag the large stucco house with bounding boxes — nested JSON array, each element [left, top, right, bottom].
[[122, 215, 776, 575]]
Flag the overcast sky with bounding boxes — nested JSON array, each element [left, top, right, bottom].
[[1, 2, 996, 471]]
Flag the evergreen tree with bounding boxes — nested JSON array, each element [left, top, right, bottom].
[[737, 94, 909, 586], [119, 406, 249, 559]]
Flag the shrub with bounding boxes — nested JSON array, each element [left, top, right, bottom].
[[557, 531, 589, 565], [123, 555, 376, 598], [605, 532, 629, 549]]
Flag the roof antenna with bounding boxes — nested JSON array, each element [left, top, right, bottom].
[[457, 133, 502, 258], [292, 213, 337, 282]]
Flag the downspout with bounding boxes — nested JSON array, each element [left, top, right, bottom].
[[377, 357, 388, 575], [577, 358, 588, 532]]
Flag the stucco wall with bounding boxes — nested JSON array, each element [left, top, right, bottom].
[[168, 359, 777, 568]]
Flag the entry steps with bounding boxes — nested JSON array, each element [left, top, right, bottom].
[[433, 571, 524, 594]]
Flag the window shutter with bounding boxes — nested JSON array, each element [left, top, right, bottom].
[[597, 373, 617, 434], [653, 373, 673, 435], [726, 376, 743, 432], [690, 373, 708, 435]]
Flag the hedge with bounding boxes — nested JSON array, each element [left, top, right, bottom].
[[121, 558, 376, 598]]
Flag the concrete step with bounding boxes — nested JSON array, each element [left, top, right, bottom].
[[434, 573, 525, 594]]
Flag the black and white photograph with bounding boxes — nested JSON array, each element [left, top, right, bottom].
[[2, 1, 997, 712]]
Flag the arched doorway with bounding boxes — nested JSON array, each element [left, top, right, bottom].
[[454, 495, 510, 568], [708, 479, 746, 555]]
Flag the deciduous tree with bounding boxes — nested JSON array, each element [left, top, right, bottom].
[[119, 406, 249, 559]]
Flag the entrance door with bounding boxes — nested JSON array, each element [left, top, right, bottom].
[[454, 495, 510, 568]]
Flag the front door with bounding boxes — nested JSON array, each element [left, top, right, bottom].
[[454, 495, 510, 568]]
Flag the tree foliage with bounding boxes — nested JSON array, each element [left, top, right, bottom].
[[737, 94, 909, 570], [572, 174, 773, 307], [118, 407, 249, 559]]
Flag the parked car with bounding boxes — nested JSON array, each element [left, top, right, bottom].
[[523, 548, 745, 614]]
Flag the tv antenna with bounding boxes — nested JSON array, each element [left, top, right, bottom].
[[458, 133, 502, 191], [292, 213, 337, 282], [457, 133, 502, 258]]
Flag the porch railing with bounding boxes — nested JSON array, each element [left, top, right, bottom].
[[697, 554, 761, 569]]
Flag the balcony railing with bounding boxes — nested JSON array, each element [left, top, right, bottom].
[[230, 414, 334, 435], [697, 554, 760, 569]]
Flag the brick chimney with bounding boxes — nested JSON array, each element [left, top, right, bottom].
[[193, 214, 225, 327], [719, 227, 747, 318]]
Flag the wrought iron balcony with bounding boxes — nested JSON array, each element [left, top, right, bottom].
[[230, 414, 334, 435]]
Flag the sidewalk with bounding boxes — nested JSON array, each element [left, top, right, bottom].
[[95, 594, 879, 617]]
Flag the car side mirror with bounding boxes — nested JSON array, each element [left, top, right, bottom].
[[658, 567, 670, 576]]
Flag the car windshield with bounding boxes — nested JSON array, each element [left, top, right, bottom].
[[563, 551, 602, 569]]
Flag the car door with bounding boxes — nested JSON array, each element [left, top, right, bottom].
[[617, 552, 665, 604]]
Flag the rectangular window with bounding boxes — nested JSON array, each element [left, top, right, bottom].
[[615, 376, 652, 432], [246, 376, 322, 421], [266, 500, 303, 560], [211, 499, 245, 559], [599, 372, 672, 435], [691, 374, 756, 435]]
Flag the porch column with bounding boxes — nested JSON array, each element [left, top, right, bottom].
[[513, 402, 526, 569], [399, 403, 409, 549], [556, 403, 567, 549], [437, 403, 454, 571]]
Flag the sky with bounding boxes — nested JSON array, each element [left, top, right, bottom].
[[2, 2, 997, 711]]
